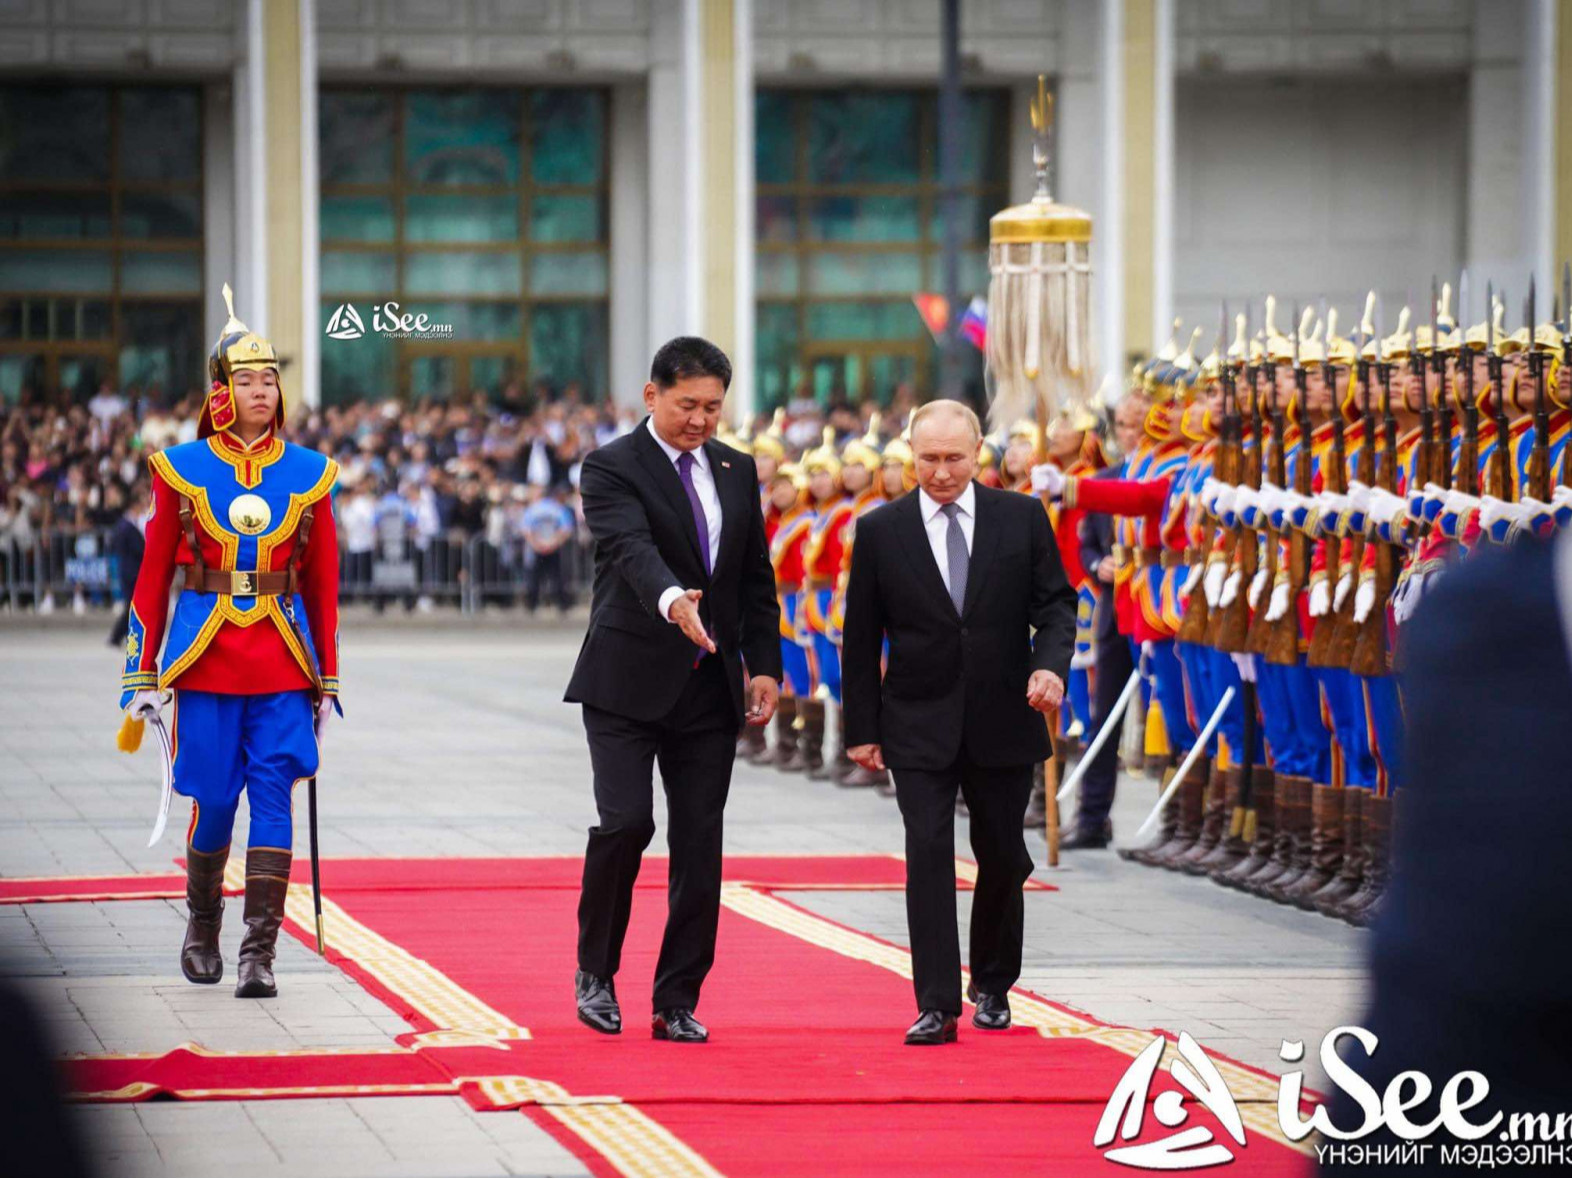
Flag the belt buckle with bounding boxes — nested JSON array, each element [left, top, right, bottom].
[[233, 570, 255, 595]]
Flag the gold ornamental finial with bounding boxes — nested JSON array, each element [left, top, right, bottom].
[[1029, 74, 1054, 201], [1359, 290, 1377, 340], [220, 281, 248, 337]]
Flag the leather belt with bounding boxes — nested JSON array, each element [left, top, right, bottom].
[[806, 577, 836, 592], [777, 581, 803, 595], [1133, 546, 1163, 569], [184, 566, 294, 596], [1112, 543, 1130, 564]]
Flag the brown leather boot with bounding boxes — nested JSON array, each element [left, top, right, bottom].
[[800, 698, 829, 779], [1341, 793, 1392, 925], [1311, 787, 1365, 916], [1281, 784, 1346, 907], [1215, 766, 1275, 887], [773, 697, 806, 771], [1175, 757, 1232, 880], [1149, 760, 1210, 870], [1244, 774, 1308, 897], [1122, 764, 1175, 863], [1188, 767, 1251, 880], [1263, 778, 1319, 901], [736, 724, 767, 763], [235, 848, 292, 999], [181, 845, 229, 984]]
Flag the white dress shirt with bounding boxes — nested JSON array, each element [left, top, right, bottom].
[[649, 418, 724, 621], [918, 481, 976, 596]]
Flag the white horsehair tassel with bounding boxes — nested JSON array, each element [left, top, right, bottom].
[[1024, 241, 1044, 381]]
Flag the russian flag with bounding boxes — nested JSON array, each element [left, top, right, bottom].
[[959, 297, 987, 350]]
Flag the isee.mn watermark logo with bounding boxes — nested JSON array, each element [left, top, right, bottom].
[[325, 302, 453, 341], [1094, 1026, 1572, 1171]]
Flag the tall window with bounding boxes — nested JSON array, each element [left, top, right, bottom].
[[0, 85, 204, 405], [754, 87, 1009, 410], [319, 87, 610, 404]]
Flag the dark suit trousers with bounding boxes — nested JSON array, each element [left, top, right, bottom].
[[1077, 629, 1136, 827], [576, 655, 737, 1012], [892, 755, 1035, 1014]]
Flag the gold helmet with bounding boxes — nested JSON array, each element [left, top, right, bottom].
[[750, 407, 787, 462], [1007, 418, 1042, 451], [840, 411, 883, 470], [801, 425, 842, 480], [204, 282, 283, 439]]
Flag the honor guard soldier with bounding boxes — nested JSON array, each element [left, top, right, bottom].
[[119, 286, 341, 999], [798, 429, 853, 779], [765, 461, 814, 770]]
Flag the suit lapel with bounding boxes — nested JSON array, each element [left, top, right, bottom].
[[962, 485, 1000, 619], [894, 492, 959, 620], [633, 420, 707, 577]]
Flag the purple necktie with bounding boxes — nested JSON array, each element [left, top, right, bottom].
[[676, 450, 712, 576]]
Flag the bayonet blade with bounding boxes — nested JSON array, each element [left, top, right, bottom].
[[1486, 280, 1495, 354]]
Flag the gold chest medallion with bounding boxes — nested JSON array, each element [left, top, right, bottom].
[[228, 493, 272, 535]]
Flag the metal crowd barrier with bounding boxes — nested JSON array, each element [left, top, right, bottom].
[[2, 527, 590, 615]]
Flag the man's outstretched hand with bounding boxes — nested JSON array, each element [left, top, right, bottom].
[[669, 589, 717, 653], [1026, 670, 1065, 713], [848, 743, 886, 772], [746, 676, 780, 726]]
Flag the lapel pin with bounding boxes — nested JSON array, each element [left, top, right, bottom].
[[721, 460, 731, 469]]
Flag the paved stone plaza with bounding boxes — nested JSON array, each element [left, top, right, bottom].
[[1, 616, 1367, 1176]]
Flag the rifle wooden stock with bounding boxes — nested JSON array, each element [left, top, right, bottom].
[[1264, 530, 1306, 667], [1349, 540, 1395, 677], [1176, 559, 1211, 642], [1244, 528, 1277, 655], [1212, 529, 1253, 653]]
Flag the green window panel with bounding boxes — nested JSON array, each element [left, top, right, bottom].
[[406, 91, 521, 187], [807, 195, 920, 243], [320, 301, 395, 405], [0, 193, 112, 239], [405, 193, 518, 243], [406, 250, 523, 296], [120, 250, 202, 295], [756, 253, 799, 298], [529, 90, 605, 185], [119, 301, 202, 391], [529, 252, 606, 298], [319, 92, 395, 185], [810, 252, 922, 297], [806, 301, 922, 342], [120, 90, 201, 182], [756, 195, 797, 244], [807, 92, 921, 184], [406, 301, 522, 341], [528, 303, 608, 391], [120, 192, 203, 240], [321, 196, 396, 243], [755, 91, 795, 185], [925, 194, 991, 246], [0, 87, 109, 183], [0, 249, 112, 294], [322, 250, 397, 294], [529, 193, 603, 243]]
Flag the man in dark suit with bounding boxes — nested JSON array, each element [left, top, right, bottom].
[[842, 399, 1077, 1045], [564, 337, 782, 1044], [1325, 534, 1572, 1167]]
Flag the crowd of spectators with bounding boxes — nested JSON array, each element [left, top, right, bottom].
[[0, 377, 898, 615]]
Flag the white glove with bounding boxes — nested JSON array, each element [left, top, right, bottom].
[[1180, 562, 1204, 598], [1219, 569, 1242, 608], [1233, 485, 1259, 521], [1553, 485, 1572, 517], [1264, 578, 1291, 622], [1030, 463, 1065, 496], [1353, 578, 1378, 624], [1230, 652, 1258, 683], [1203, 561, 1228, 608], [1333, 570, 1353, 611], [1392, 571, 1428, 626], [1441, 489, 1481, 533], [315, 696, 337, 742], [1477, 495, 1523, 533], [1347, 481, 1373, 516], [1420, 482, 1448, 522], [1200, 477, 1222, 513], [126, 689, 163, 721], [1368, 488, 1408, 528], [1256, 482, 1286, 518], [1247, 568, 1269, 609], [1213, 483, 1237, 518], [1308, 579, 1330, 618], [1318, 492, 1349, 535]]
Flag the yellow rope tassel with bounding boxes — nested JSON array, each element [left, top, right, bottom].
[[1144, 697, 1170, 758], [116, 713, 144, 753]]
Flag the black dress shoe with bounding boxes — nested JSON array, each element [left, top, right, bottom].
[[966, 983, 1012, 1030], [1060, 818, 1113, 850], [652, 1008, 708, 1042], [575, 970, 621, 1034], [904, 1009, 959, 1045]]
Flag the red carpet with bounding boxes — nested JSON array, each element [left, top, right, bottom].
[[38, 855, 1312, 1176]]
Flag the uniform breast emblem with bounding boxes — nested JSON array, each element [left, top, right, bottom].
[[228, 493, 272, 535]]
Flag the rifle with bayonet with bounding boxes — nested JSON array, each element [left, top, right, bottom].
[[1457, 272, 1480, 498], [1525, 277, 1551, 503], [1434, 281, 1454, 491], [1307, 303, 1345, 669], [1266, 305, 1313, 666], [1484, 282, 1514, 502], [1417, 279, 1438, 503], [1326, 293, 1376, 669], [1245, 300, 1283, 656], [1178, 305, 1232, 644], [1350, 299, 1397, 679], [1214, 308, 1258, 654]]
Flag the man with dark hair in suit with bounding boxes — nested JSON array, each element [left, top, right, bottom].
[[842, 399, 1077, 1045], [565, 336, 782, 1044]]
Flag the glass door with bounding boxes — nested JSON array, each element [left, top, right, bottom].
[[401, 345, 523, 402], [802, 342, 925, 406]]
